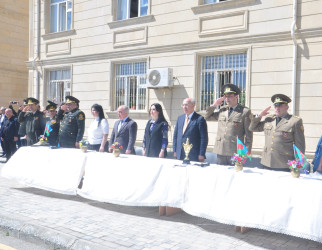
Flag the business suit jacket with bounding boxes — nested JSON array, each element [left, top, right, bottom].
[[205, 104, 253, 156], [173, 112, 208, 162], [110, 118, 137, 154], [249, 113, 305, 169]]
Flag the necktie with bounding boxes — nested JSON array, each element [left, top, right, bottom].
[[182, 116, 189, 134], [276, 117, 281, 125], [228, 107, 234, 117], [117, 120, 123, 132]]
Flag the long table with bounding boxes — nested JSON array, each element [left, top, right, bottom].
[[2, 146, 322, 243]]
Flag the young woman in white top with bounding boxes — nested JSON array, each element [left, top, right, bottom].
[[88, 104, 109, 152]]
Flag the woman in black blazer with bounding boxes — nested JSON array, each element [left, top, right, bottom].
[[142, 103, 168, 158]]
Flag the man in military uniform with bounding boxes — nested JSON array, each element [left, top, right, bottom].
[[205, 84, 253, 165], [45, 101, 60, 146], [58, 96, 85, 148], [18, 97, 46, 146], [249, 94, 305, 171]]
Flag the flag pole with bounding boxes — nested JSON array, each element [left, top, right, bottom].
[[237, 136, 238, 155]]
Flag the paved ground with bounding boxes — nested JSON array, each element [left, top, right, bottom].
[[0, 157, 322, 250]]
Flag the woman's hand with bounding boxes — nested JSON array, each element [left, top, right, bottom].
[[99, 146, 104, 152], [159, 149, 165, 158]]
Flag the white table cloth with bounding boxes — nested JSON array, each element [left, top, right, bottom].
[[183, 165, 322, 243], [1, 146, 86, 195], [2, 147, 322, 243], [78, 153, 187, 207]]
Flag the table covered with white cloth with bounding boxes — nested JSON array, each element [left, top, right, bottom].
[[1, 146, 86, 195], [1, 146, 322, 242]]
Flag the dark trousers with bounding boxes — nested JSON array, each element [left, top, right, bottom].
[[3, 138, 17, 160], [88, 142, 109, 152], [217, 155, 233, 166]]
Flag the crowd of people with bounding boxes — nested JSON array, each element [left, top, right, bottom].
[[0, 84, 314, 174]]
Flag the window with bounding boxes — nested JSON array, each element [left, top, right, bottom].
[[50, 0, 72, 33], [48, 69, 71, 104], [203, 0, 226, 4], [116, 0, 148, 20], [114, 62, 147, 111], [200, 53, 247, 110]]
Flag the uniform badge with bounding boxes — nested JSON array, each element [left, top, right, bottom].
[[283, 132, 288, 138], [51, 120, 56, 124], [78, 114, 84, 120], [300, 125, 304, 132]]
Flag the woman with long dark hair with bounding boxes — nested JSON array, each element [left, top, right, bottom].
[[88, 104, 109, 152], [142, 103, 168, 158]]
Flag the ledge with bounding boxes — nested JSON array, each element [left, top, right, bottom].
[[192, 0, 257, 14], [108, 15, 155, 29], [42, 29, 76, 40]]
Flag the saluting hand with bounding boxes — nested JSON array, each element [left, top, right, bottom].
[[22, 106, 30, 112], [258, 106, 271, 117], [212, 96, 225, 107]]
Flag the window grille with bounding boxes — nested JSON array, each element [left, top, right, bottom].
[[200, 53, 247, 110], [50, 0, 72, 33], [48, 69, 71, 104], [115, 62, 147, 111]]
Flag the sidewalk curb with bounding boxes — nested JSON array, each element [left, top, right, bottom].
[[0, 211, 103, 250]]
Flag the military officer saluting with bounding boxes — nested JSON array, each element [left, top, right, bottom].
[[45, 101, 60, 146], [205, 84, 253, 165], [18, 97, 46, 146], [249, 94, 305, 171], [58, 96, 85, 148]]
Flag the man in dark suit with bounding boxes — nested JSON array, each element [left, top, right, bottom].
[[1, 108, 19, 161], [109, 105, 137, 154], [173, 98, 208, 162]]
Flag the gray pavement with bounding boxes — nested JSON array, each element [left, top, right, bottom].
[[0, 158, 322, 250]]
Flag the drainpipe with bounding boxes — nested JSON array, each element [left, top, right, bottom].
[[34, 0, 40, 99], [291, 0, 298, 115]]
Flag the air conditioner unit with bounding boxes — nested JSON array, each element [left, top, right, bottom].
[[147, 68, 173, 88]]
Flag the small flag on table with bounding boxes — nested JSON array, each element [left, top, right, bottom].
[[45, 123, 53, 136], [293, 144, 307, 166], [237, 137, 251, 161]]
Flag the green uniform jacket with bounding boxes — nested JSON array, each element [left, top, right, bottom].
[[58, 108, 85, 148], [249, 114, 305, 169], [18, 110, 46, 145], [205, 104, 253, 156]]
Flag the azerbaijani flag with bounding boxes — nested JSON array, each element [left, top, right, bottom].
[[237, 137, 251, 161], [293, 144, 307, 166], [45, 123, 53, 136]]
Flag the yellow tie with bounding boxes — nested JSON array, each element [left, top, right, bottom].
[[182, 116, 189, 134]]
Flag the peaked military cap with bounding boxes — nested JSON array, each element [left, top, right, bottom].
[[65, 96, 80, 104], [222, 84, 241, 95], [23, 99, 28, 105], [26, 97, 39, 105], [46, 100, 57, 111], [271, 94, 292, 106]]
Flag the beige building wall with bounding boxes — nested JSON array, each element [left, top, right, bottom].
[[0, 0, 29, 106], [27, 0, 322, 156]]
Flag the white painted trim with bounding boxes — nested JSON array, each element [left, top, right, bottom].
[[192, 0, 257, 14]]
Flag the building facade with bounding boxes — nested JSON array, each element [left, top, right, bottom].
[[0, 0, 29, 106], [27, 0, 322, 156]]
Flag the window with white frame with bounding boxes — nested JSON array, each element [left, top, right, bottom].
[[50, 0, 72, 33], [114, 62, 147, 111], [200, 53, 247, 110], [116, 0, 148, 20], [48, 69, 71, 104]]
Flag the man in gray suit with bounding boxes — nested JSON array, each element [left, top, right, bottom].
[[109, 105, 137, 154]]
